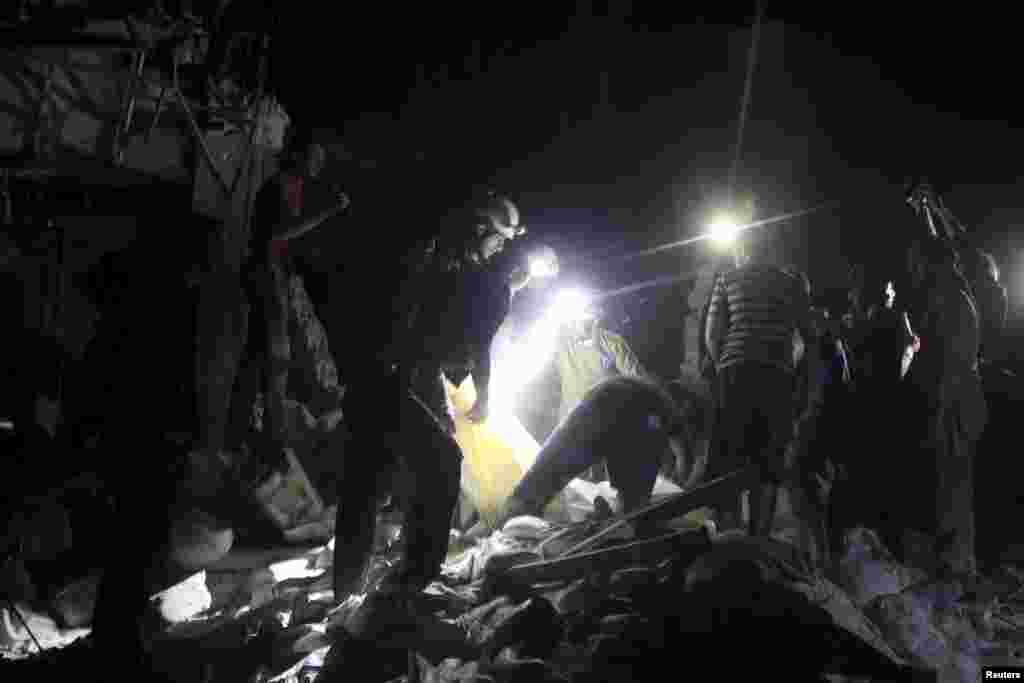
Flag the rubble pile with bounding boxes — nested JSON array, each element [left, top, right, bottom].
[[7, 472, 1024, 683]]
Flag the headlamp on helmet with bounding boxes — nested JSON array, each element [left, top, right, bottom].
[[476, 195, 525, 240]]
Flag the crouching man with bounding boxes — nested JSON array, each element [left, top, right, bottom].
[[493, 376, 689, 530]]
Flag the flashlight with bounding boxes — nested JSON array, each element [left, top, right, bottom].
[[529, 257, 556, 278], [551, 288, 594, 322], [708, 213, 741, 247], [527, 245, 559, 279]]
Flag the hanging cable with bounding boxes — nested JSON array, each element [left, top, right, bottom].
[[727, 1, 765, 200]]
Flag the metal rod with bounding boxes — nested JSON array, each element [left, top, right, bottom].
[[920, 201, 939, 239], [121, 50, 147, 135], [146, 86, 167, 141], [727, 0, 765, 198], [556, 466, 757, 560], [6, 599, 45, 654], [175, 86, 231, 198]]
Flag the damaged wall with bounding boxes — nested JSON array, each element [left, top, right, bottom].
[[0, 23, 191, 176], [1, 18, 278, 359]]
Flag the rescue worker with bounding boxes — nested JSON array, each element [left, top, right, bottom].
[[237, 129, 349, 475], [843, 278, 917, 553], [547, 300, 648, 481], [72, 246, 192, 679], [705, 239, 813, 537], [323, 192, 524, 647], [861, 280, 920, 389], [0, 290, 68, 493], [907, 238, 987, 575], [554, 302, 647, 425], [494, 375, 690, 530]]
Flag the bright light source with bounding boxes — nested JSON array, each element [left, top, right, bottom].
[[527, 246, 559, 279], [528, 256, 557, 278], [708, 214, 741, 247], [551, 288, 593, 322], [489, 286, 598, 410]]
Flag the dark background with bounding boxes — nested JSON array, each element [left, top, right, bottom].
[[263, 2, 1020, 376]]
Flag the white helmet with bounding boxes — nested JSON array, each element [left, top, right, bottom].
[[475, 194, 525, 240]]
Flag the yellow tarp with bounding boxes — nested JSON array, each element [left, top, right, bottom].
[[445, 376, 646, 529], [445, 376, 535, 529]]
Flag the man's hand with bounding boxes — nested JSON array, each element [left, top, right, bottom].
[[465, 398, 489, 423]]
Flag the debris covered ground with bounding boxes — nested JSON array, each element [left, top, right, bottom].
[[6, 468, 1024, 683]]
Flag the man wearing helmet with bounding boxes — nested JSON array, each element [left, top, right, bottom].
[[322, 191, 525, 648]]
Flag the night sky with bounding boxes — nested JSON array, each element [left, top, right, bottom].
[[268, 3, 1021, 371]]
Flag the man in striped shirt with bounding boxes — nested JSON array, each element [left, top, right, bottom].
[[704, 244, 812, 537]]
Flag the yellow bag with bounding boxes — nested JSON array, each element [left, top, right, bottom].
[[445, 377, 530, 529]]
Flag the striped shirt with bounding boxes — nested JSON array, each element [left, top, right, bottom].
[[706, 264, 808, 373]]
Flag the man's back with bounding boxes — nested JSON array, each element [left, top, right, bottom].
[[708, 264, 806, 373], [546, 375, 676, 458]]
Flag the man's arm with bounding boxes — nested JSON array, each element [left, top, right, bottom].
[[704, 273, 728, 366], [467, 346, 492, 417], [466, 282, 511, 422], [272, 193, 349, 244]]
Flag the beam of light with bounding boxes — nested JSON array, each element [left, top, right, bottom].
[[489, 286, 595, 411], [551, 287, 594, 321], [598, 274, 692, 299], [528, 249, 559, 278], [619, 202, 839, 262]]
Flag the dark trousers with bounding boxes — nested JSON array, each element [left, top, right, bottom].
[[332, 372, 462, 597], [223, 263, 292, 469], [713, 362, 793, 534], [512, 403, 665, 517], [90, 436, 182, 673], [714, 363, 793, 482], [932, 374, 986, 574]]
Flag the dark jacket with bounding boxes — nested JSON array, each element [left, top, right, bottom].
[[331, 237, 510, 397]]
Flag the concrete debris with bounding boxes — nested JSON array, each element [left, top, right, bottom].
[[838, 527, 930, 609], [7, 471, 1024, 683], [169, 508, 235, 570], [0, 604, 90, 659], [9, 497, 1024, 683]]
